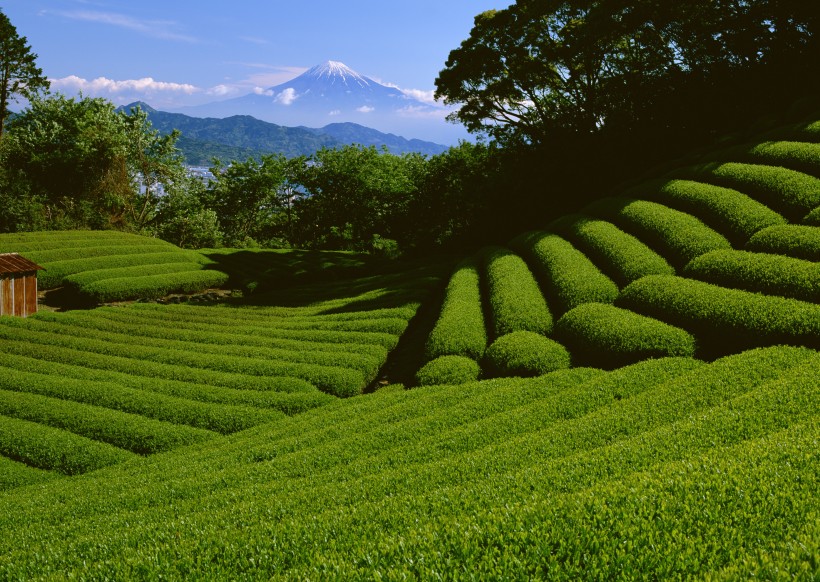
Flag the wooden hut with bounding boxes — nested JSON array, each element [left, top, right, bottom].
[[0, 253, 44, 317]]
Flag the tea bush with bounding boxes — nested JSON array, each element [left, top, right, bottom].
[[584, 198, 731, 268], [554, 302, 696, 368], [425, 258, 488, 360], [684, 249, 820, 302], [745, 224, 820, 260], [415, 355, 482, 386], [483, 246, 552, 337], [618, 275, 820, 355], [510, 231, 618, 315], [483, 331, 571, 377], [547, 214, 674, 286]]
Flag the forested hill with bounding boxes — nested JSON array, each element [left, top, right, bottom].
[[121, 102, 447, 163]]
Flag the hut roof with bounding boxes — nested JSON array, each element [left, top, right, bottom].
[[0, 253, 45, 276]]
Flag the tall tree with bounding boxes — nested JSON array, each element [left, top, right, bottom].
[[0, 9, 49, 139]]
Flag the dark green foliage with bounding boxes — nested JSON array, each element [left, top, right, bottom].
[[643, 179, 786, 246], [584, 198, 731, 269], [746, 224, 820, 260], [415, 355, 481, 386], [483, 246, 552, 337], [617, 275, 820, 356], [78, 270, 230, 302], [0, 456, 57, 491], [510, 231, 618, 315], [745, 141, 820, 179], [684, 250, 820, 302], [547, 214, 674, 286], [483, 331, 570, 378], [0, 389, 217, 455], [0, 415, 136, 475], [425, 258, 487, 360], [0, 363, 283, 434], [683, 162, 820, 221], [0, 346, 814, 576], [555, 302, 696, 369]]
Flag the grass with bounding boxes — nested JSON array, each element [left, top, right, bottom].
[[1, 118, 820, 577]]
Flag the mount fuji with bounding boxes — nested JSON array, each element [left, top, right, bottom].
[[174, 61, 464, 144]]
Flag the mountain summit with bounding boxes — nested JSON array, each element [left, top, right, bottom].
[[174, 61, 463, 144]]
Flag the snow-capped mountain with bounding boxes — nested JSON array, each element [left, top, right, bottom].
[[175, 61, 465, 144]]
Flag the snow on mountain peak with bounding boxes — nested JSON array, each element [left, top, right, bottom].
[[304, 61, 371, 87]]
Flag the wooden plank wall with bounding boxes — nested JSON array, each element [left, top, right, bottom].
[[0, 273, 38, 317]]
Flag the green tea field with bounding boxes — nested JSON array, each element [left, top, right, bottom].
[[0, 119, 818, 578]]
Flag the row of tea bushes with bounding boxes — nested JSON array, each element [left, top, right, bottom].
[[618, 275, 820, 356], [482, 246, 553, 338], [584, 198, 731, 269], [547, 214, 674, 286], [0, 346, 814, 577], [639, 179, 786, 246], [684, 249, 820, 303], [745, 224, 820, 260], [681, 162, 820, 222]]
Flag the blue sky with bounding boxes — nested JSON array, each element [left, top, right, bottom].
[[3, 0, 508, 114]]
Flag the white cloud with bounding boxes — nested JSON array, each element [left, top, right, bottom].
[[51, 75, 199, 95], [397, 105, 452, 120], [399, 88, 439, 105], [357, 105, 375, 113], [328, 109, 341, 116], [253, 87, 275, 96], [275, 88, 299, 105], [55, 10, 197, 43]]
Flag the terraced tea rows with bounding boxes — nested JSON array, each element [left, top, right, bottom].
[[0, 346, 816, 578], [418, 129, 820, 382], [0, 230, 226, 301], [0, 267, 438, 482]]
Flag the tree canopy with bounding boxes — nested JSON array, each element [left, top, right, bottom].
[[435, 0, 820, 146], [0, 8, 49, 138]]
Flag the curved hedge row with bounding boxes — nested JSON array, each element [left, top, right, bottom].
[[548, 214, 674, 286], [684, 162, 820, 221], [0, 456, 56, 492], [80, 270, 230, 302], [425, 258, 487, 361], [23, 244, 177, 264], [415, 356, 481, 387], [554, 302, 696, 369], [36, 251, 210, 289], [745, 225, 820, 261], [646, 179, 786, 246], [483, 246, 552, 338], [805, 206, 820, 225], [684, 250, 820, 303], [64, 262, 205, 288], [617, 275, 820, 356], [584, 198, 731, 269], [483, 331, 571, 378], [510, 231, 618, 315], [0, 362, 284, 434], [0, 389, 216, 456], [0, 415, 136, 475], [745, 141, 820, 179]]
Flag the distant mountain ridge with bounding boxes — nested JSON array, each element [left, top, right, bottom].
[[122, 102, 448, 164], [173, 60, 464, 144]]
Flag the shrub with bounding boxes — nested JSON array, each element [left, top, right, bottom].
[[683, 162, 820, 221], [745, 224, 820, 261], [617, 275, 820, 356], [510, 231, 618, 315], [547, 215, 674, 286], [425, 258, 488, 361], [80, 270, 230, 302], [415, 356, 481, 386], [805, 206, 820, 225], [554, 302, 696, 369], [483, 331, 570, 378], [584, 198, 731, 269], [644, 179, 786, 246], [483, 246, 552, 338], [0, 415, 136, 475], [745, 141, 820, 179], [684, 250, 820, 302], [65, 262, 204, 288]]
